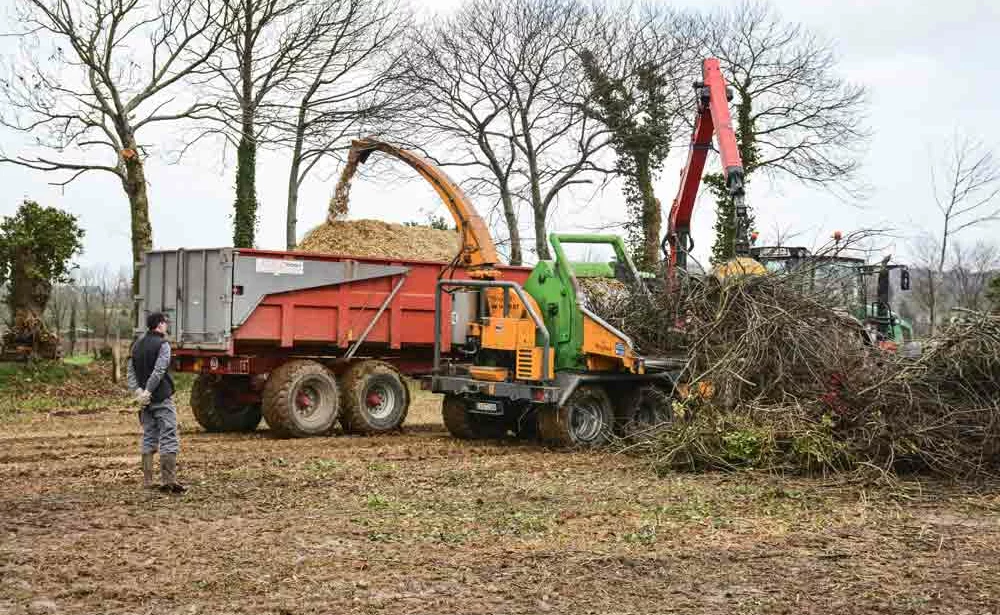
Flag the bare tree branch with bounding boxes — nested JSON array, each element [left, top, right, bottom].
[[700, 0, 871, 200], [272, 0, 409, 249], [913, 134, 1000, 333], [403, 0, 612, 263], [0, 0, 229, 293]]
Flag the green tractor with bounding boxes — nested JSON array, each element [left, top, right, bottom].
[[750, 246, 916, 350]]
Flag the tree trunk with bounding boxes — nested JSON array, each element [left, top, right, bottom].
[[927, 268, 936, 336], [707, 174, 734, 266], [3, 246, 58, 358], [102, 301, 110, 347], [520, 110, 550, 261], [122, 145, 153, 298], [931, 217, 951, 336], [82, 291, 90, 354], [233, 118, 258, 248], [634, 154, 660, 270], [533, 206, 549, 261], [286, 118, 306, 250], [69, 300, 77, 356], [500, 189, 522, 265], [111, 343, 121, 383], [477, 138, 522, 266]]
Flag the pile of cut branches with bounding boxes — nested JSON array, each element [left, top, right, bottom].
[[595, 270, 1000, 479]]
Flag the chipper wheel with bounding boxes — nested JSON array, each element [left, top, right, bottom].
[[617, 383, 673, 439], [190, 374, 262, 433], [442, 394, 509, 440], [262, 360, 340, 438], [339, 360, 410, 434], [537, 385, 614, 448]]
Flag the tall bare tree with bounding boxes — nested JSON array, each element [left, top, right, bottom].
[[701, 0, 870, 263], [408, 0, 611, 262], [68, 296, 78, 355], [94, 264, 115, 345], [45, 283, 76, 335], [577, 4, 692, 269], [75, 266, 95, 352], [405, 14, 523, 263], [948, 240, 1000, 312], [281, 0, 407, 250], [920, 134, 1000, 331], [200, 0, 339, 248], [988, 276, 1000, 312], [0, 0, 229, 294]]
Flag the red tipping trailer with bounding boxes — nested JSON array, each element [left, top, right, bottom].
[[137, 246, 530, 438]]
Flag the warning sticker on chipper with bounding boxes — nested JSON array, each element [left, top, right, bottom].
[[255, 258, 304, 275]]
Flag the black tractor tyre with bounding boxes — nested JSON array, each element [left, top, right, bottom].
[[190, 375, 262, 433], [262, 360, 340, 438], [537, 385, 614, 448], [617, 383, 673, 439], [339, 360, 410, 434], [441, 394, 509, 440]]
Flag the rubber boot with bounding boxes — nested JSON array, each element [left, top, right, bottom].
[[142, 453, 157, 489], [158, 453, 187, 494]]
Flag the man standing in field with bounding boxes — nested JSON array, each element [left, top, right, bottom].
[[127, 312, 186, 494]]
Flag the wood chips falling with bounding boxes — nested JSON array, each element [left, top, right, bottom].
[[296, 219, 461, 262]]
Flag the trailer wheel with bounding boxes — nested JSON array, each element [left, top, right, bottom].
[[339, 361, 409, 434], [618, 383, 673, 439], [190, 375, 262, 433], [538, 385, 614, 448], [262, 360, 340, 438], [442, 395, 508, 440]]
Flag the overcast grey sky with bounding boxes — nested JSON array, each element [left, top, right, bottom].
[[1, 0, 998, 270]]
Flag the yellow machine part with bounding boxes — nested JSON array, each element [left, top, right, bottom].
[[469, 366, 510, 382], [483, 287, 541, 320], [516, 347, 555, 381], [581, 314, 642, 374], [712, 256, 767, 280], [480, 317, 535, 351], [470, 289, 557, 382]]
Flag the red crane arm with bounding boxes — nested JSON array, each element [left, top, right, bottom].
[[664, 58, 747, 281]]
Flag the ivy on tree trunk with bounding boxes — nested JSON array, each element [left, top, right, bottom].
[[579, 50, 673, 271], [709, 92, 759, 266], [0, 200, 84, 359], [233, 126, 259, 248]]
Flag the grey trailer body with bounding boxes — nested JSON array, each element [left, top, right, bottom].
[[136, 248, 407, 351]]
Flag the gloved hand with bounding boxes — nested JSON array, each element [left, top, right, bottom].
[[133, 388, 152, 406]]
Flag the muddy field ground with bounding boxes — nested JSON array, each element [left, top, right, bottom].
[[2, 381, 999, 615]]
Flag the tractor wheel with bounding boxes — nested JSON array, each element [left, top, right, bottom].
[[441, 395, 508, 440], [262, 360, 340, 438], [190, 375, 262, 433], [537, 385, 614, 448], [339, 360, 409, 434], [617, 383, 673, 439]]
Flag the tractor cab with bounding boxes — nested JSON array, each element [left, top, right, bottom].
[[750, 245, 914, 347]]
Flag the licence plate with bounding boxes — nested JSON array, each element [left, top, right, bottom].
[[470, 400, 503, 416]]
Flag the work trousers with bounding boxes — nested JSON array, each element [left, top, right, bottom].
[[139, 398, 179, 455]]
